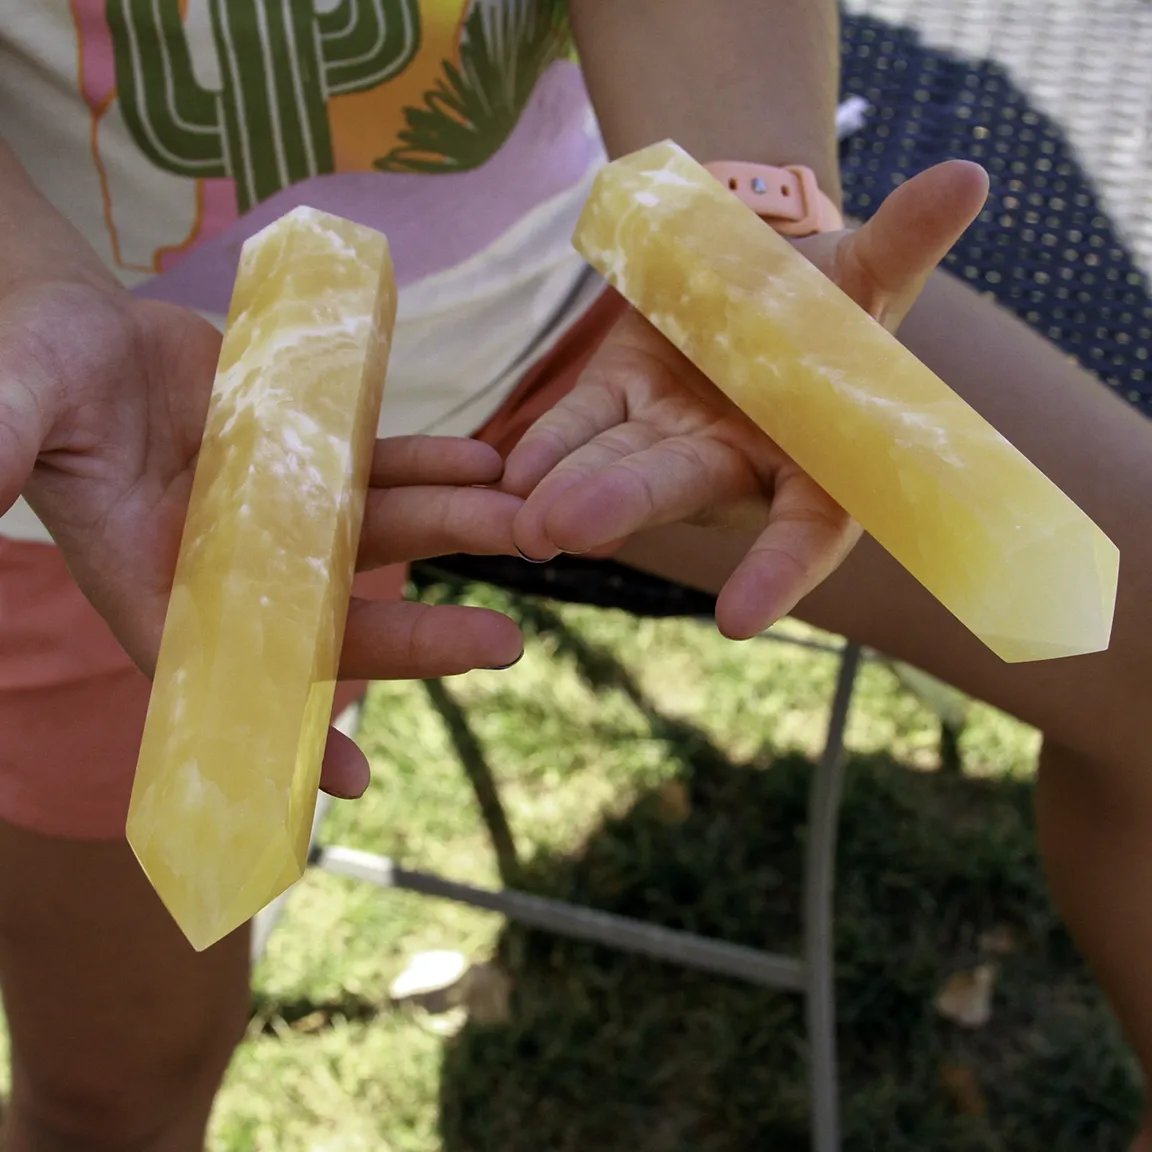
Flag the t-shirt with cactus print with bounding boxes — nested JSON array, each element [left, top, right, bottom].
[[0, 0, 605, 543]]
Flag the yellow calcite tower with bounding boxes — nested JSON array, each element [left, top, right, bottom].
[[127, 207, 396, 951], [573, 142, 1118, 663]]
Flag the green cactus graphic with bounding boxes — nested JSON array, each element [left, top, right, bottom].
[[106, 0, 422, 211], [373, 0, 570, 174]]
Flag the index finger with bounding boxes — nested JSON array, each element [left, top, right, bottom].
[[370, 435, 506, 488]]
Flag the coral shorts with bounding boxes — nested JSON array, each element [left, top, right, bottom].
[[0, 289, 627, 840]]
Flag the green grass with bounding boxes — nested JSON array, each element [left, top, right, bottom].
[[0, 585, 1140, 1149]]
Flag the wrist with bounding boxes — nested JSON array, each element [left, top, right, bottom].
[[572, 0, 845, 205], [614, 131, 842, 211], [704, 160, 843, 236], [718, 135, 841, 211], [0, 137, 118, 301]]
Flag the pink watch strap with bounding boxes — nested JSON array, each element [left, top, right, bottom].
[[704, 161, 844, 236]]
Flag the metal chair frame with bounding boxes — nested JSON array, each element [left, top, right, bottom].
[[255, 629, 864, 1152]]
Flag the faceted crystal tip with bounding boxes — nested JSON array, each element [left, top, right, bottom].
[[132, 840, 304, 954], [128, 766, 312, 951], [975, 521, 1119, 663]]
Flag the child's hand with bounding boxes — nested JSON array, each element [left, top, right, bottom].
[[502, 160, 989, 639], [0, 282, 524, 800]]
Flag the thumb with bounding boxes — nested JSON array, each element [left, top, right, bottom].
[[0, 283, 122, 524], [0, 365, 53, 519], [818, 159, 989, 332]]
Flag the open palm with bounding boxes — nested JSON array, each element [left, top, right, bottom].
[[1, 281, 524, 796], [502, 161, 990, 639]]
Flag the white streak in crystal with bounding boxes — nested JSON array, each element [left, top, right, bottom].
[[817, 365, 963, 465]]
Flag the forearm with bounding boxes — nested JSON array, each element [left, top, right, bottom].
[[0, 135, 115, 297], [568, 0, 842, 200], [0, 136, 121, 513]]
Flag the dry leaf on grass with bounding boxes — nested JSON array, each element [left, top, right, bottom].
[[978, 923, 1019, 956], [657, 779, 692, 823], [390, 950, 512, 1031], [940, 1062, 988, 1116], [461, 961, 512, 1025], [934, 963, 997, 1029], [290, 1010, 328, 1035]]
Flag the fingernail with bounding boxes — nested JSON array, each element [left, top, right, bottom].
[[324, 787, 363, 801], [515, 545, 550, 564], [486, 650, 525, 671]]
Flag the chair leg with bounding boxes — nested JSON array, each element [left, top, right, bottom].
[[250, 791, 334, 966], [804, 641, 862, 1152], [288, 647, 859, 1152], [249, 703, 362, 966]]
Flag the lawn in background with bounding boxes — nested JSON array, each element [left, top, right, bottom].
[[0, 584, 1140, 1149]]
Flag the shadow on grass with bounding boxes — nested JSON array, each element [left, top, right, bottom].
[[435, 749, 1141, 1152], [400, 578, 1142, 1148]]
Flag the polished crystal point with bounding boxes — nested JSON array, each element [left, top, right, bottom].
[[573, 141, 1118, 663], [127, 207, 395, 951]]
